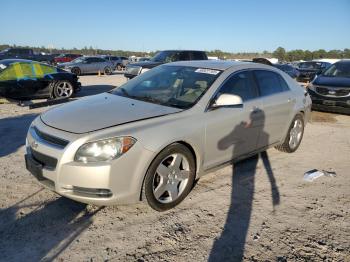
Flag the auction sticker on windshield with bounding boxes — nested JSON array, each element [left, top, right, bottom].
[[195, 68, 220, 75]]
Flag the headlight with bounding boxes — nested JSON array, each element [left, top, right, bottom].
[[307, 83, 315, 91], [75, 137, 136, 163]]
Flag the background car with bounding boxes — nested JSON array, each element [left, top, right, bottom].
[[297, 61, 331, 82], [0, 48, 58, 64], [307, 60, 350, 114], [124, 50, 208, 79], [0, 59, 80, 99], [100, 55, 129, 71], [57, 56, 114, 75], [273, 64, 300, 79], [25, 61, 311, 211], [53, 54, 82, 65]]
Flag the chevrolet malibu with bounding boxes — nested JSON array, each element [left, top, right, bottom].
[[25, 61, 311, 211]]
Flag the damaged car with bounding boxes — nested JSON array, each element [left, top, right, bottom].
[[307, 60, 350, 114], [0, 59, 81, 99], [25, 61, 311, 211]]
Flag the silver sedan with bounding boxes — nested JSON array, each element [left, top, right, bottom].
[[57, 56, 114, 75], [25, 61, 311, 211]]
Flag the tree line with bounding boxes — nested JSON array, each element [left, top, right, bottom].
[[1, 44, 349, 62]]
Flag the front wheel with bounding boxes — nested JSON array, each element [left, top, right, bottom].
[[143, 143, 196, 211], [275, 113, 304, 153], [71, 67, 81, 76]]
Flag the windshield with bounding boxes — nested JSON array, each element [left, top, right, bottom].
[[322, 62, 350, 78], [111, 65, 221, 109], [71, 57, 85, 63], [150, 51, 177, 63], [298, 62, 323, 70]]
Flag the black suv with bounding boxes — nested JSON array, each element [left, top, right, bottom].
[[124, 50, 208, 79], [307, 60, 350, 114], [297, 61, 331, 82]]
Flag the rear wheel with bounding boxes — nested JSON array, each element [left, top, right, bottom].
[[275, 113, 304, 153], [104, 67, 112, 75], [52, 80, 74, 99], [71, 67, 81, 76], [143, 143, 196, 211]]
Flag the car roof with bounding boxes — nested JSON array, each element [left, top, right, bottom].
[[335, 59, 350, 65], [165, 60, 255, 70]]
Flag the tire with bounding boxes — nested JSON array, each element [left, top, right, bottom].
[[275, 113, 304, 153], [52, 80, 74, 99], [143, 143, 196, 211], [71, 67, 81, 76], [104, 67, 112, 75], [116, 64, 122, 71]]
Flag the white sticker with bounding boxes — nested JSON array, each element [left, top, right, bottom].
[[195, 68, 220, 75], [0, 64, 6, 69]]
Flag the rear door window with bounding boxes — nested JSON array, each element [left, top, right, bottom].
[[253, 70, 289, 96], [218, 71, 258, 101]]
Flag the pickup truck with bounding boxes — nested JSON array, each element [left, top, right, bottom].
[[0, 48, 58, 64], [124, 50, 208, 79]]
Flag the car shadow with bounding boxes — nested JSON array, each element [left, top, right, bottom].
[[0, 190, 101, 261], [75, 84, 116, 98], [209, 110, 280, 261], [0, 113, 38, 158]]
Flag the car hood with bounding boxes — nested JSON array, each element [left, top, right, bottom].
[[128, 61, 163, 69], [313, 76, 350, 88], [40, 93, 182, 134]]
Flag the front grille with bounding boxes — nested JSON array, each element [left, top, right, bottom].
[[33, 126, 69, 148], [316, 86, 350, 97], [30, 148, 58, 170]]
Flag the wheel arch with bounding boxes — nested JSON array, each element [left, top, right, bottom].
[[139, 140, 200, 201]]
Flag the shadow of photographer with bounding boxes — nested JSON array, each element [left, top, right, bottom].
[[209, 110, 280, 261]]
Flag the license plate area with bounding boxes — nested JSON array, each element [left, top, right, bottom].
[[25, 154, 44, 181]]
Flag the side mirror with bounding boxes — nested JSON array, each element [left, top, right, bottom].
[[212, 94, 243, 108]]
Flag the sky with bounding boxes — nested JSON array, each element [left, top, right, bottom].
[[1, 0, 350, 52]]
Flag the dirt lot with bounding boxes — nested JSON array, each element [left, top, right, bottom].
[[0, 74, 349, 262]]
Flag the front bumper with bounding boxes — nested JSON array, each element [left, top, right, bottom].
[[25, 118, 156, 205], [308, 89, 350, 115]]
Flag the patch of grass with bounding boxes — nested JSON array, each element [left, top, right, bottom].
[[0, 97, 11, 104]]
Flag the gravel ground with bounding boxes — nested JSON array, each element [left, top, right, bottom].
[[0, 75, 349, 262]]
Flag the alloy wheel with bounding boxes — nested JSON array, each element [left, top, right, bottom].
[[152, 153, 190, 204], [289, 118, 303, 149]]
